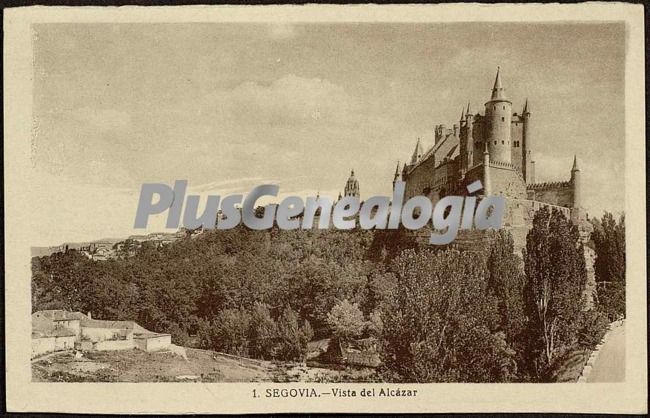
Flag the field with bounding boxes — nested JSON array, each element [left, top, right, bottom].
[[31, 346, 379, 383]]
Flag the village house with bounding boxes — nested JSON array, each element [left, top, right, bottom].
[[31, 310, 172, 358]]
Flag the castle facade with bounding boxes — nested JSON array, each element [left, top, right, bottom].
[[393, 68, 596, 306]]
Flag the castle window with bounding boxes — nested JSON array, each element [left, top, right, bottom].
[[503, 106, 505, 110], [501, 141, 504, 144], [494, 141, 497, 145], [501, 117, 505, 121]]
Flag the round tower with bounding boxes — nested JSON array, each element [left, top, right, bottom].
[[484, 67, 512, 164], [571, 155, 582, 209], [465, 102, 474, 169], [522, 99, 534, 183], [344, 169, 360, 198]]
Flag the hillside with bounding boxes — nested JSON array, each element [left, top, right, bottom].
[[31, 347, 378, 383]]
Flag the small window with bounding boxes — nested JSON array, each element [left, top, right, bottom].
[[503, 106, 505, 110], [501, 117, 505, 122], [494, 141, 497, 145], [502, 141, 504, 145]]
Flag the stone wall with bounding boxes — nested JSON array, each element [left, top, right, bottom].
[[527, 181, 574, 207], [94, 339, 134, 351]]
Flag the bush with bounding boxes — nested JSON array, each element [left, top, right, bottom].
[[597, 282, 625, 321], [575, 310, 610, 350]]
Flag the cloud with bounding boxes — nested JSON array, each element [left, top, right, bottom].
[[210, 74, 362, 128]]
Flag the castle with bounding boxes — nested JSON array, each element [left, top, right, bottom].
[[341, 68, 596, 307]]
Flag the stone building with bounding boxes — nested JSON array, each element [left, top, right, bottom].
[[31, 310, 172, 358], [397, 68, 596, 307]]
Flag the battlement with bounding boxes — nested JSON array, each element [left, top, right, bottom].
[[489, 160, 525, 182], [527, 180, 572, 190]]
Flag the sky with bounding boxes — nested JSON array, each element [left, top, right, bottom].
[[31, 22, 626, 246]]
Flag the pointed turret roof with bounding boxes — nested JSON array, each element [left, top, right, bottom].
[[410, 138, 423, 164], [466, 102, 472, 116], [393, 161, 402, 183], [489, 67, 508, 102], [523, 98, 530, 114], [460, 108, 465, 121], [572, 155, 579, 171]]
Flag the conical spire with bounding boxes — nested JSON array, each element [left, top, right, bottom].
[[490, 67, 507, 101], [466, 102, 472, 116], [410, 138, 423, 164], [394, 161, 401, 177], [460, 108, 465, 121], [523, 98, 529, 114], [571, 155, 579, 171]]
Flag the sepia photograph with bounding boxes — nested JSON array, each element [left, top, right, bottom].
[[4, 3, 646, 414]]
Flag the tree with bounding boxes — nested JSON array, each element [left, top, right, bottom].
[[276, 306, 312, 361], [212, 308, 251, 356], [486, 230, 526, 345], [326, 299, 366, 341], [248, 302, 278, 359], [591, 212, 625, 320], [523, 207, 587, 377], [591, 212, 625, 284], [381, 248, 515, 382]]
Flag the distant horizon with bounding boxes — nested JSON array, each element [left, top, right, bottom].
[[31, 22, 625, 246]]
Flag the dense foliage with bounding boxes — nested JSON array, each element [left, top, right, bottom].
[[591, 212, 626, 320], [32, 208, 624, 380]]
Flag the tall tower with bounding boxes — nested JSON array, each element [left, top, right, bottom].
[[465, 102, 474, 169], [570, 155, 582, 209], [459, 108, 467, 173], [522, 99, 535, 183], [344, 169, 360, 198], [484, 67, 512, 163]]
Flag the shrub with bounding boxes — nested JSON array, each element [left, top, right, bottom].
[[575, 310, 610, 350]]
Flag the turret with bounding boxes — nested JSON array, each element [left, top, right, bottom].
[[465, 102, 474, 169], [392, 161, 401, 189], [410, 138, 423, 164], [344, 169, 360, 198], [571, 155, 582, 209], [482, 143, 491, 196], [484, 67, 512, 163], [522, 98, 535, 183]]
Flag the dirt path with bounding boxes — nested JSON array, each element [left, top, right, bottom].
[[31, 350, 70, 363], [588, 323, 625, 382]]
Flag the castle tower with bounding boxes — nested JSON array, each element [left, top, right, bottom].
[[465, 102, 474, 169], [410, 138, 423, 164], [344, 169, 360, 198], [522, 99, 535, 183], [459, 107, 468, 173], [570, 155, 582, 209], [392, 161, 401, 189], [484, 67, 512, 163]]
